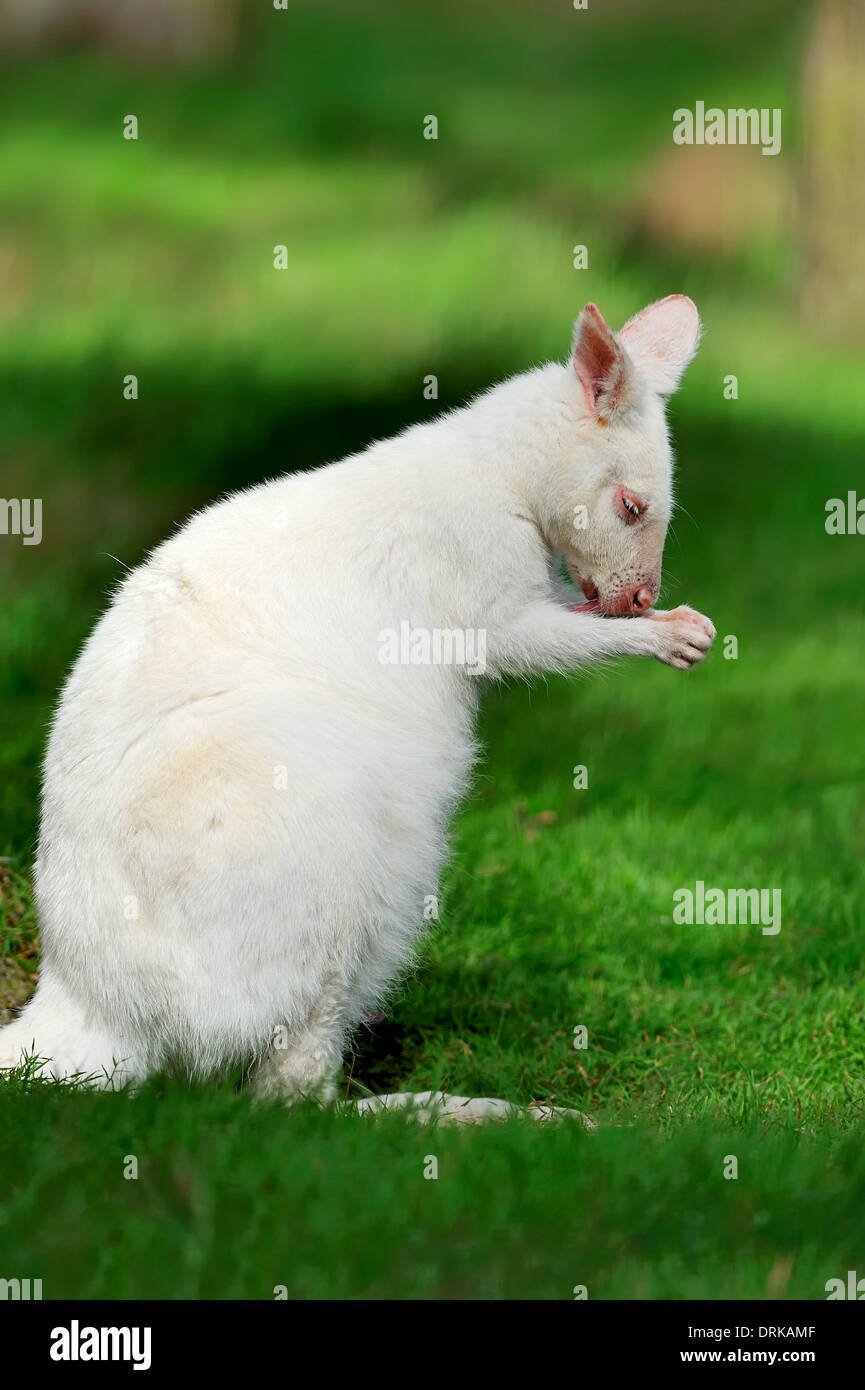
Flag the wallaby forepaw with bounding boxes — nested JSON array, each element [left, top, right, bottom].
[[647, 605, 715, 670]]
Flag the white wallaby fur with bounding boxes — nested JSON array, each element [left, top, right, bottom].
[[0, 295, 714, 1097]]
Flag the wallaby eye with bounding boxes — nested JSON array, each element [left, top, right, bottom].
[[617, 489, 646, 522]]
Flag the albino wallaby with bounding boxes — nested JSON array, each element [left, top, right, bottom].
[[0, 295, 714, 1099]]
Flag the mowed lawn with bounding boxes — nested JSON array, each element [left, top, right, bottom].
[[1, 0, 864, 1298]]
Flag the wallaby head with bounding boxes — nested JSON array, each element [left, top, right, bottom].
[[548, 294, 701, 617]]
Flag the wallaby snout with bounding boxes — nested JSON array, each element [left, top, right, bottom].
[[600, 581, 657, 616], [570, 565, 660, 618], [631, 584, 654, 612]]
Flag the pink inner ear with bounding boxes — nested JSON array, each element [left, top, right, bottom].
[[619, 294, 700, 376], [573, 304, 622, 414]]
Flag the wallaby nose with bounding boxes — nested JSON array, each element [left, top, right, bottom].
[[631, 585, 654, 612]]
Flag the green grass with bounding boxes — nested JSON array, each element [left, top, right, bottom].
[[1, 0, 864, 1299], [1, 1080, 863, 1300]]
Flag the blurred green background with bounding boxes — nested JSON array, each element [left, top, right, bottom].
[[1, 0, 864, 1299]]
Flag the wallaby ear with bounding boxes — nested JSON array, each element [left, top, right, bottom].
[[571, 303, 631, 421], [619, 294, 701, 396]]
